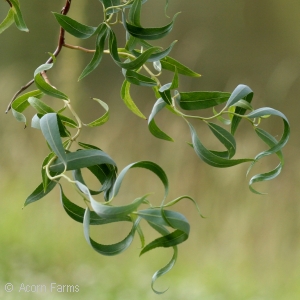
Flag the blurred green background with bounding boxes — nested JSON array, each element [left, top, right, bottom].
[[1, 0, 300, 299]]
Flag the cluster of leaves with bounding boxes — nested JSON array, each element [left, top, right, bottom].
[[1, 0, 290, 293]]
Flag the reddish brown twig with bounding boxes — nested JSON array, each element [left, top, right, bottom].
[[5, 0, 72, 113]]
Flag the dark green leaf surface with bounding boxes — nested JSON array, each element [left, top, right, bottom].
[[246, 108, 290, 158], [207, 122, 236, 159], [148, 98, 173, 141], [111, 161, 169, 202], [24, 180, 58, 207], [53, 13, 97, 39], [161, 56, 200, 77], [123, 12, 180, 40], [84, 207, 141, 256], [11, 90, 43, 125], [78, 25, 108, 80], [34, 63, 69, 100], [124, 69, 157, 86], [231, 91, 253, 135], [146, 221, 177, 294], [109, 29, 160, 69], [248, 128, 284, 194], [128, 0, 142, 26], [188, 122, 253, 168], [59, 185, 130, 224], [50, 149, 116, 173], [179, 91, 230, 110]]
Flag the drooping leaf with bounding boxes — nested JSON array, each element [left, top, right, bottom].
[[10, 0, 28, 32], [53, 13, 97, 39], [188, 122, 253, 168], [83, 207, 141, 256], [59, 185, 130, 224], [124, 69, 157, 87], [77, 180, 148, 218], [78, 24, 108, 80], [40, 113, 67, 169], [11, 90, 43, 125], [111, 161, 169, 203], [84, 98, 110, 127], [179, 91, 230, 110], [123, 12, 180, 40], [246, 108, 290, 158], [109, 29, 160, 69], [120, 80, 146, 119], [144, 221, 177, 294], [34, 63, 69, 100], [207, 122, 236, 159], [50, 149, 116, 173], [225, 84, 253, 108], [248, 128, 284, 194], [231, 91, 253, 135], [0, 9, 14, 34], [132, 41, 177, 62], [148, 98, 173, 141], [138, 209, 190, 255], [28, 97, 55, 114], [161, 56, 200, 77], [24, 180, 58, 207], [128, 0, 142, 26]]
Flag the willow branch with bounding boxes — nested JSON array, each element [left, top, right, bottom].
[[5, 0, 72, 113]]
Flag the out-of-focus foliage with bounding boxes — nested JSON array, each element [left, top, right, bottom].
[[0, 0, 299, 299]]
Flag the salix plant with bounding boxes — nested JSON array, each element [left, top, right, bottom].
[[1, 0, 290, 293]]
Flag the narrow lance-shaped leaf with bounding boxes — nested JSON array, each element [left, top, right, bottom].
[[146, 222, 178, 294], [148, 98, 174, 142], [188, 122, 253, 168], [131, 40, 177, 62], [59, 185, 131, 224], [78, 24, 108, 80], [120, 80, 146, 119], [179, 91, 230, 110], [10, 0, 28, 32], [109, 29, 161, 69], [225, 84, 253, 108], [34, 63, 69, 100], [11, 90, 43, 125], [0, 8, 14, 34], [50, 149, 116, 173], [110, 161, 169, 204], [40, 113, 67, 169], [84, 98, 110, 127], [231, 91, 253, 135], [246, 108, 290, 158], [161, 56, 200, 77], [138, 209, 190, 255], [53, 13, 97, 39], [28, 97, 55, 114], [83, 207, 141, 256], [124, 69, 157, 87], [123, 12, 180, 40], [128, 0, 142, 26], [248, 128, 284, 194], [207, 122, 236, 159]]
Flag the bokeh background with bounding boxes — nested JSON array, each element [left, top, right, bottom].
[[1, 0, 300, 299]]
